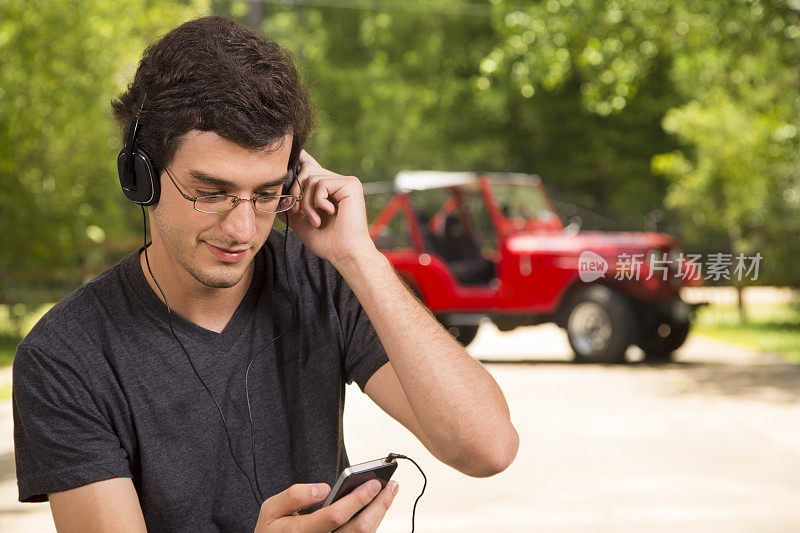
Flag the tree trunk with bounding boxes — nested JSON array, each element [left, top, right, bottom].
[[248, 0, 264, 30], [728, 223, 747, 324], [736, 285, 746, 324]]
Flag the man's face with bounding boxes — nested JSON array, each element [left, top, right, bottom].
[[149, 130, 292, 289]]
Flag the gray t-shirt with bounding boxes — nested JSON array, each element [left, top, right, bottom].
[[13, 229, 389, 531]]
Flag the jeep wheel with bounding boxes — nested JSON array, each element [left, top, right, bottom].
[[565, 286, 633, 364], [637, 319, 690, 363], [442, 323, 479, 347]]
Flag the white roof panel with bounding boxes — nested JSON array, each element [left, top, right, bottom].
[[395, 171, 478, 192], [394, 171, 542, 192]]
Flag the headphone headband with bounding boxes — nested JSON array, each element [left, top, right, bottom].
[[118, 90, 298, 204], [122, 92, 148, 180]]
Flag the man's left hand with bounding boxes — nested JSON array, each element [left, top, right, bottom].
[[281, 150, 377, 266]]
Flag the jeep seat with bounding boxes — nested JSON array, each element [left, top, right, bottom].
[[433, 214, 496, 285]]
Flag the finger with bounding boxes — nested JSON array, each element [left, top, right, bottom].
[[299, 149, 321, 167], [336, 481, 398, 533], [318, 197, 336, 215], [294, 152, 320, 192], [259, 483, 331, 523], [303, 479, 382, 532], [313, 182, 337, 215], [301, 175, 324, 227], [293, 173, 351, 219], [313, 176, 356, 202]]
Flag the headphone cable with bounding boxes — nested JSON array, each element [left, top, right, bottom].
[[140, 206, 264, 506], [386, 453, 427, 533], [244, 215, 299, 502]]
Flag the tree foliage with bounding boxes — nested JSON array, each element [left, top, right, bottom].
[[485, 0, 800, 284], [251, 1, 684, 228], [0, 0, 207, 303], [2, 0, 799, 303]]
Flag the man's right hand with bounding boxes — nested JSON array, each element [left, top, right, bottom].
[[254, 480, 399, 532]]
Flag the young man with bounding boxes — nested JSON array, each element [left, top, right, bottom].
[[13, 16, 518, 532]]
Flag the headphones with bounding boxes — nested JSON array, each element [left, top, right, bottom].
[[117, 91, 298, 205]]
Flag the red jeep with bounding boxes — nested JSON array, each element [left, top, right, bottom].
[[365, 171, 698, 363]]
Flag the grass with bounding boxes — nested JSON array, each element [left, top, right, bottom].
[[693, 302, 800, 363]]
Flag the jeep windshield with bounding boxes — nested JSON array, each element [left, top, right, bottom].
[[488, 177, 561, 228], [365, 171, 563, 254]]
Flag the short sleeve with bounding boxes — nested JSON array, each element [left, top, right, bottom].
[[332, 269, 390, 392], [13, 343, 132, 502]]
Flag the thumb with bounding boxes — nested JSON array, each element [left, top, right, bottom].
[[258, 483, 331, 524]]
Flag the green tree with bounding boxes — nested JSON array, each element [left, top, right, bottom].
[[246, 2, 506, 179], [227, 1, 677, 229], [0, 0, 207, 304], [485, 0, 800, 286], [649, 1, 800, 286], [477, 0, 684, 222]]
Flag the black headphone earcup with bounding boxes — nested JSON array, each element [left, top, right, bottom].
[[282, 164, 298, 196], [117, 145, 160, 206]]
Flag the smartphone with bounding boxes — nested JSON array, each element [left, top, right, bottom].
[[322, 456, 398, 507]]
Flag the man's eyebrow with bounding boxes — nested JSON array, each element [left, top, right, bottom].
[[186, 169, 289, 189]]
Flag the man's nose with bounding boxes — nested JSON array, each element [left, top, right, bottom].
[[220, 199, 257, 244]]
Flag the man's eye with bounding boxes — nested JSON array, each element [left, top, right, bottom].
[[195, 195, 231, 206]]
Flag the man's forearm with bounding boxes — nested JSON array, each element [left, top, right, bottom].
[[332, 247, 519, 475]]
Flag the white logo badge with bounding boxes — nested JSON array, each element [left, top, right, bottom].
[[578, 250, 607, 282]]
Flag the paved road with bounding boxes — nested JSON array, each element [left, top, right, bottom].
[[1, 324, 799, 532]]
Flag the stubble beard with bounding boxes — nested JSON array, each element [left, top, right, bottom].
[[151, 214, 255, 290], [182, 256, 249, 289]]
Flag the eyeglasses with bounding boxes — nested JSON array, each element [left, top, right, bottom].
[[164, 167, 301, 214]]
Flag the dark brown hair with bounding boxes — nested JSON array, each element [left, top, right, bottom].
[[111, 16, 314, 173]]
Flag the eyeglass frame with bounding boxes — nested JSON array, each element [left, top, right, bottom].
[[163, 166, 302, 214]]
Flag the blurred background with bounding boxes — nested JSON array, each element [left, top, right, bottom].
[[1, 0, 799, 531]]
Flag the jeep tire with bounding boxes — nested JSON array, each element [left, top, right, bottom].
[[564, 285, 633, 364], [637, 319, 690, 363], [443, 324, 479, 347]]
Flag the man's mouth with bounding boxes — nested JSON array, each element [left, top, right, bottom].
[[203, 242, 250, 262]]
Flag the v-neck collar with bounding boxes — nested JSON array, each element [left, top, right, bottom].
[[122, 244, 267, 350]]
